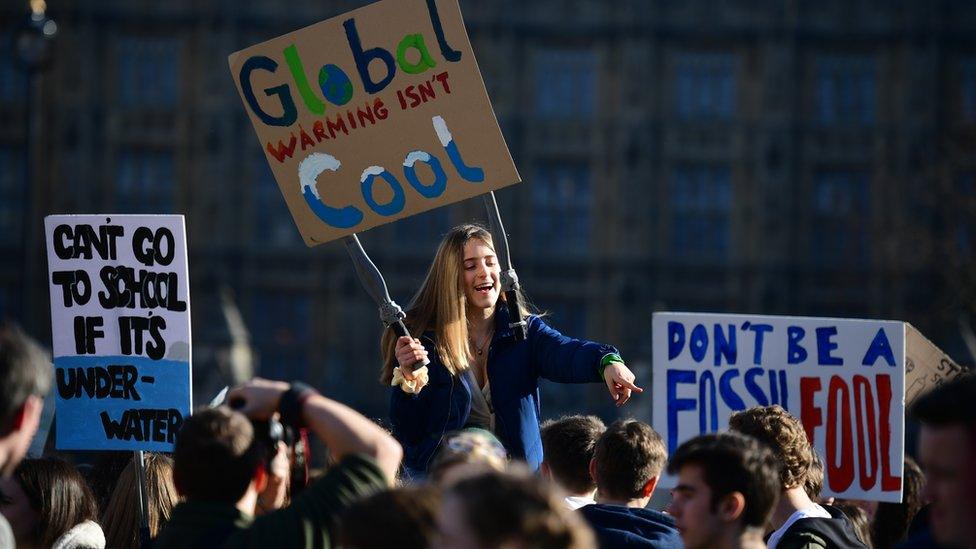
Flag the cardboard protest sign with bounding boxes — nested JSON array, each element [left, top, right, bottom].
[[229, 0, 520, 246], [904, 324, 966, 407], [653, 312, 906, 502], [44, 215, 191, 451]]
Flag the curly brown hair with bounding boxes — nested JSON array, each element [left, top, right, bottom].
[[729, 405, 812, 490]]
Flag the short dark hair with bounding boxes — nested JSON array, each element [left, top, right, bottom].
[[13, 457, 98, 547], [0, 323, 51, 433], [448, 467, 595, 549], [592, 419, 666, 500], [729, 405, 812, 489], [173, 407, 264, 504], [911, 374, 976, 428], [540, 415, 606, 494], [668, 432, 781, 528], [339, 486, 440, 549]]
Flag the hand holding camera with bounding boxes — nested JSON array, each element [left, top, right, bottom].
[[227, 378, 291, 420]]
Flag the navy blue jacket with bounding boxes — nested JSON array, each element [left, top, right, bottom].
[[390, 306, 617, 472], [579, 504, 683, 548]]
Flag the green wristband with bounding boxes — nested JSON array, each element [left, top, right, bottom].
[[598, 353, 624, 379]]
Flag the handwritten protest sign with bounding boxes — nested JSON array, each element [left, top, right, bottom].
[[229, 0, 520, 246], [653, 312, 907, 502], [904, 325, 966, 407], [44, 215, 191, 451]]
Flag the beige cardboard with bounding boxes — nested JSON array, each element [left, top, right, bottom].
[[229, 0, 520, 246], [904, 324, 966, 407]]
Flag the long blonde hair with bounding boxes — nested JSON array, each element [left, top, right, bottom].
[[101, 453, 181, 548], [380, 224, 530, 384]]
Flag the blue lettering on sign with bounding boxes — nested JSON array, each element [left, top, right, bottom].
[[778, 370, 788, 408], [746, 323, 773, 365], [714, 324, 737, 366], [744, 367, 769, 406], [665, 366, 791, 454], [699, 371, 718, 434], [816, 326, 844, 366], [668, 321, 685, 360], [719, 369, 746, 411], [295, 116, 482, 230], [299, 153, 364, 229], [788, 326, 807, 364], [690, 324, 709, 363], [667, 369, 697, 454], [862, 328, 896, 367], [344, 18, 396, 95], [403, 151, 447, 198], [360, 168, 405, 217], [240, 56, 298, 127]]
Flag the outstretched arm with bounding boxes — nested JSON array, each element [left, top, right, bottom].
[[530, 317, 643, 407]]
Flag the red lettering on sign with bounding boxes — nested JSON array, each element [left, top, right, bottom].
[[827, 375, 855, 492], [800, 377, 823, 446]]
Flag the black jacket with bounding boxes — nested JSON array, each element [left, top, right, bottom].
[[771, 505, 868, 549]]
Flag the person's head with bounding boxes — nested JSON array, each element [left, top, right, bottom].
[[0, 457, 99, 547], [590, 419, 666, 505], [436, 467, 595, 549], [102, 453, 180, 548], [429, 428, 507, 486], [82, 452, 135, 514], [871, 456, 925, 548], [340, 486, 441, 549], [832, 502, 872, 548], [729, 405, 812, 491], [667, 432, 781, 549], [540, 415, 606, 496], [380, 224, 531, 384], [173, 407, 266, 508], [910, 374, 976, 546], [0, 324, 51, 477]]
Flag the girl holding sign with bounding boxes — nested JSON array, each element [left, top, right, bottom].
[[381, 224, 641, 477]]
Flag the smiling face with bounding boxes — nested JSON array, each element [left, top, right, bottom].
[[461, 238, 500, 312]]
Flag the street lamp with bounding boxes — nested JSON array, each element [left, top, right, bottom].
[[14, 0, 57, 331]]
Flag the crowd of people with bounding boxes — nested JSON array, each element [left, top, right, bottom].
[[0, 223, 973, 548], [2, 322, 975, 548]]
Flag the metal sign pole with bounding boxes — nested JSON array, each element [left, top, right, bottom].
[[483, 192, 527, 340], [343, 234, 431, 367]]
